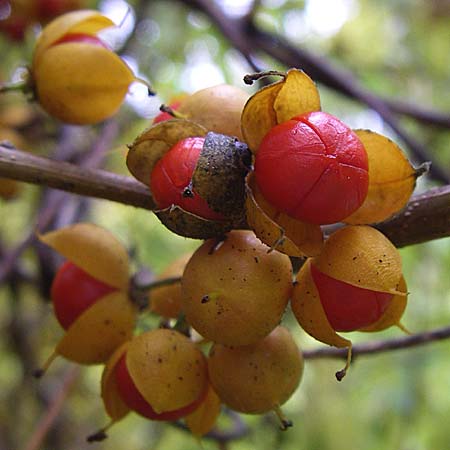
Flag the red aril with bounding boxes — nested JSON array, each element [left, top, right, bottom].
[[51, 261, 116, 330], [310, 262, 392, 332], [150, 136, 224, 221], [254, 111, 369, 225]]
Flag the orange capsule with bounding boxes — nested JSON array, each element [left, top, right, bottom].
[[31, 10, 143, 124], [36, 223, 137, 375], [291, 225, 408, 380]]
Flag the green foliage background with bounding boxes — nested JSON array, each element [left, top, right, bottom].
[[0, 1, 449, 449]]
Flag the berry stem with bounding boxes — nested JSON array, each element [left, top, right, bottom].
[[134, 77, 156, 96], [273, 405, 293, 431], [33, 351, 58, 379], [159, 104, 188, 119], [0, 80, 28, 94], [86, 420, 115, 442], [335, 344, 352, 381], [243, 70, 286, 85]]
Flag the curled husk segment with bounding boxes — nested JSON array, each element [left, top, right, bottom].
[[177, 84, 249, 140], [127, 120, 252, 239], [245, 173, 323, 257], [344, 130, 418, 224], [38, 223, 136, 366], [208, 326, 303, 414], [31, 10, 137, 124], [241, 69, 321, 152], [291, 225, 408, 347], [185, 383, 222, 436]]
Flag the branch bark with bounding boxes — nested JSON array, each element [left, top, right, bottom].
[[303, 325, 450, 360], [1, 146, 449, 248]]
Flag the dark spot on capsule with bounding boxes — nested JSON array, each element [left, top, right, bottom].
[[158, 357, 163, 363], [352, 256, 357, 261], [178, 376, 184, 381], [103, 319, 111, 325], [254, 257, 259, 263]]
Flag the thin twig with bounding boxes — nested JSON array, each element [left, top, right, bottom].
[[303, 325, 450, 360], [23, 367, 80, 450]]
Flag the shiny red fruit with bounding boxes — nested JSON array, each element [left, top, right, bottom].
[[114, 354, 205, 421], [254, 111, 369, 225], [310, 263, 392, 332], [51, 261, 116, 330], [150, 136, 224, 221]]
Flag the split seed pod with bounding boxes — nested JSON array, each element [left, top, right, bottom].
[[208, 326, 303, 417], [241, 69, 321, 153], [127, 119, 251, 239], [344, 130, 419, 224], [31, 10, 140, 124], [100, 329, 209, 430], [37, 223, 137, 374], [291, 225, 408, 379], [177, 84, 249, 140]]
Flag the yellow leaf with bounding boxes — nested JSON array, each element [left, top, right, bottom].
[[34, 43, 135, 124], [101, 342, 130, 421], [56, 291, 136, 364], [185, 384, 221, 436], [127, 119, 207, 186], [34, 10, 114, 64], [291, 259, 351, 348], [314, 226, 403, 294], [38, 223, 129, 289], [344, 130, 416, 224], [245, 174, 323, 257]]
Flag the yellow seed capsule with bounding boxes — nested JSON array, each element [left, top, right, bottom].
[[31, 10, 139, 124], [177, 84, 249, 140], [291, 225, 408, 380], [150, 253, 193, 319], [36, 223, 137, 375], [208, 326, 303, 415]]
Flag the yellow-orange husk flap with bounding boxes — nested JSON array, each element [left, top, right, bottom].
[[185, 383, 221, 436], [291, 259, 351, 348], [344, 130, 416, 224], [126, 119, 207, 186], [126, 329, 208, 414], [245, 175, 323, 257], [38, 223, 130, 289], [241, 68, 320, 152], [314, 225, 404, 295], [56, 291, 136, 364], [34, 10, 114, 64], [360, 276, 408, 332], [101, 342, 131, 421]]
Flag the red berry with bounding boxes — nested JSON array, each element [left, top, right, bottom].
[[153, 100, 182, 124], [254, 111, 369, 225], [310, 263, 392, 332], [51, 261, 116, 330], [150, 137, 224, 221], [114, 354, 205, 421]]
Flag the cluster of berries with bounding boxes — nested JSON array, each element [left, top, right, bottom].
[[21, 9, 419, 443]]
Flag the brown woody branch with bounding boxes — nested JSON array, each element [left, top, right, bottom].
[[1, 146, 449, 248], [303, 325, 450, 360]]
